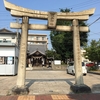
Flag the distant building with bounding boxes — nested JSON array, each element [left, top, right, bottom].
[[81, 49, 90, 62], [27, 33, 48, 67], [0, 28, 20, 75], [28, 33, 48, 46]]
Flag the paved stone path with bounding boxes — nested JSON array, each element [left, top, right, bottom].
[[26, 71, 74, 95], [0, 70, 100, 96]]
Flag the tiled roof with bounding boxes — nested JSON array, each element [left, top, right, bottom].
[[0, 28, 13, 33], [28, 44, 47, 54]]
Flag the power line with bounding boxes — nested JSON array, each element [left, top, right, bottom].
[[71, 1, 100, 11], [47, 0, 100, 11], [89, 32, 100, 36], [88, 17, 100, 26]]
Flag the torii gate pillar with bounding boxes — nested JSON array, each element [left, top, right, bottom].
[[12, 17, 29, 95], [70, 19, 91, 93]]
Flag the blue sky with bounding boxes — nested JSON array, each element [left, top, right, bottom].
[[0, 0, 100, 49]]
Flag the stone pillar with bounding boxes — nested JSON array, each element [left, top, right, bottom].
[[73, 19, 84, 85], [12, 17, 29, 95], [70, 19, 91, 93]]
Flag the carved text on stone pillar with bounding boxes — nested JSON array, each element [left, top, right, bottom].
[[20, 43, 26, 68], [76, 31, 81, 72]]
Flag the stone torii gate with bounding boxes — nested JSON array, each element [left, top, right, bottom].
[[4, 0, 95, 95]]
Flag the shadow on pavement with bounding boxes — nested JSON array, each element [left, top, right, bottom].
[[26, 78, 74, 88]]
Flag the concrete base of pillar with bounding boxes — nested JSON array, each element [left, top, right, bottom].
[[11, 86, 29, 95], [70, 84, 91, 93]]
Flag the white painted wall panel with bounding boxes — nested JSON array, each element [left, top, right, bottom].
[[0, 65, 15, 75], [0, 47, 15, 56], [0, 65, 6, 75], [5, 65, 14, 75], [0, 46, 18, 75], [0, 34, 16, 43]]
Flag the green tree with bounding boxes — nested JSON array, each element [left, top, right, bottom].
[[84, 39, 100, 62], [45, 49, 61, 60], [50, 8, 88, 63]]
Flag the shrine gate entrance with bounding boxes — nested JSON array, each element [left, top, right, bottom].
[[3, 0, 95, 94]]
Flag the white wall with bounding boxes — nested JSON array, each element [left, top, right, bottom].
[[0, 46, 18, 75], [0, 34, 16, 44], [0, 47, 15, 56], [0, 65, 15, 75], [81, 49, 90, 62]]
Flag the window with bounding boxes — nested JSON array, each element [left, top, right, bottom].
[[0, 40, 2, 42], [7, 57, 14, 64], [68, 62, 85, 67], [12, 36, 15, 39], [0, 57, 4, 64], [69, 62, 74, 66], [3, 39, 11, 43], [36, 37, 38, 40], [3, 38, 6, 42], [0, 56, 14, 65], [3, 38, 9, 42], [31, 37, 34, 40], [42, 42, 46, 44], [42, 37, 44, 40], [82, 62, 85, 66], [7, 41, 11, 43]]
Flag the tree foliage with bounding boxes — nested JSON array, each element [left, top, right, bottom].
[[84, 39, 100, 62], [45, 49, 61, 60], [50, 8, 88, 62]]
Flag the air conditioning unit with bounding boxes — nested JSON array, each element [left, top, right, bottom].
[[3, 38, 6, 41], [12, 36, 15, 39]]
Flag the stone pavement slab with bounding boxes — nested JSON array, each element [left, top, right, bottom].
[[0, 94, 100, 100], [0, 71, 100, 96]]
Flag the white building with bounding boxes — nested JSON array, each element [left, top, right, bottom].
[[81, 49, 90, 62], [0, 28, 20, 75], [28, 33, 48, 47]]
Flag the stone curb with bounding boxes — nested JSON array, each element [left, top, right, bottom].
[[88, 71, 100, 75]]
